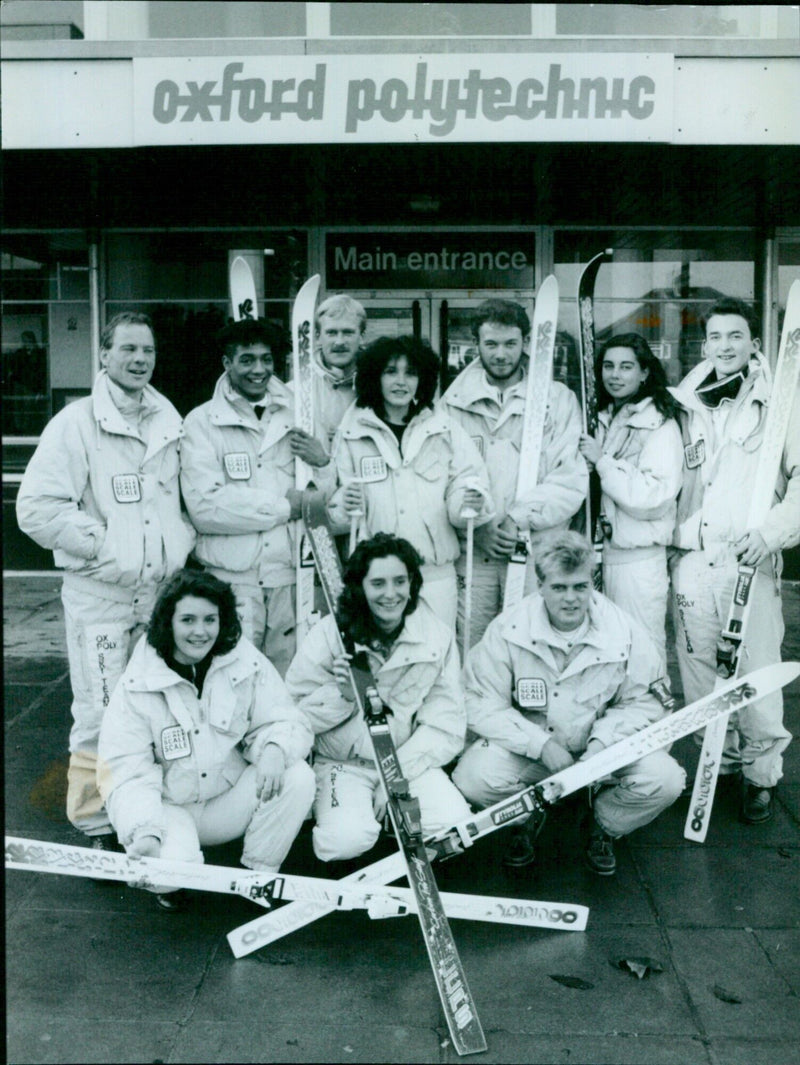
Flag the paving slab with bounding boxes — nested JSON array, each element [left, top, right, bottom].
[[7, 1016, 180, 1065], [707, 1037, 799, 1065], [753, 927, 800, 995], [444, 1033, 712, 1065]]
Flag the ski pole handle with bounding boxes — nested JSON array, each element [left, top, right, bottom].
[[345, 477, 365, 555]]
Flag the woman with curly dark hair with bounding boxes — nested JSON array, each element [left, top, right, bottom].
[[285, 533, 470, 864], [328, 335, 493, 627], [578, 333, 683, 663], [97, 569, 314, 911]]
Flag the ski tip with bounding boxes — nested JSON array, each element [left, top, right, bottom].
[[536, 274, 558, 298], [741, 661, 800, 689]]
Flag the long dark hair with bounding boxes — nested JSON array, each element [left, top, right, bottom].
[[147, 569, 241, 662], [336, 533, 423, 650], [355, 335, 439, 420], [595, 333, 679, 421]]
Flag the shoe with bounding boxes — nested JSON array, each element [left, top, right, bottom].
[[154, 889, 189, 913], [502, 828, 538, 868], [741, 784, 774, 824], [584, 821, 617, 876]]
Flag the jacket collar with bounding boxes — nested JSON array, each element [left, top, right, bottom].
[[355, 602, 443, 671], [443, 358, 527, 412], [311, 348, 357, 390], [341, 403, 449, 465], [121, 635, 259, 694], [500, 592, 629, 673], [92, 370, 177, 440], [598, 395, 664, 432], [208, 372, 293, 428], [672, 353, 770, 416]]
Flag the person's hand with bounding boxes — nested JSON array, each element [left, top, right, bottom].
[[332, 652, 355, 701], [343, 481, 365, 516], [540, 738, 575, 773], [580, 739, 605, 762], [579, 434, 601, 469], [372, 786, 388, 825], [127, 835, 161, 859], [288, 429, 329, 468], [474, 520, 518, 559], [257, 744, 286, 801], [285, 487, 303, 520], [734, 530, 770, 568]]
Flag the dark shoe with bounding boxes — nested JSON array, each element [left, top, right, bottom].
[[584, 821, 617, 876], [502, 828, 538, 868], [741, 784, 774, 824], [154, 889, 190, 913]]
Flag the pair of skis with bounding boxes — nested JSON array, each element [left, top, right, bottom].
[[229, 257, 321, 646], [684, 278, 800, 842]]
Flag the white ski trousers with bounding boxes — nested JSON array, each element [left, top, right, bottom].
[[205, 568, 296, 678], [453, 739, 685, 838], [602, 547, 669, 667], [311, 757, 472, 862], [670, 550, 791, 787], [151, 761, 316, 892]]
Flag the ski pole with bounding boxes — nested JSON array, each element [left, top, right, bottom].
[[346, 477, 365, 556], [461, 505, 477, 660]]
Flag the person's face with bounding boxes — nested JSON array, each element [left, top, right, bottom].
[[703, 314, 759, 379], [538, 564, 593, 632], [171, 595, 220, 665], [223, 343, 273, 400], [318, 313, 363, 370], [100, 323, 156, 396], [476, 322, 526, 385], [601, 346, 649, 403], [362, 555, 411, 633], [380, 355, 419, 413]]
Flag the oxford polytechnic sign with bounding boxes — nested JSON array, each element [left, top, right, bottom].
[[132, 53, 674, 145]]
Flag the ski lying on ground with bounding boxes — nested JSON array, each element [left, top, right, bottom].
[[685, 278, 800, 843], [292, 274, 322, 646], [576, 249, 613, 590], [502, 274, 559, 609], [302, 493, 487, 1056], [229, 255, 258, 321]]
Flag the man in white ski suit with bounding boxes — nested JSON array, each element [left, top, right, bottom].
[[180, 319, 334, 678], [453, 532, 685, 874], [670, 297, 799, 823], [440, 298, 587, 648], [312, 294, 365, 454], [16, 312, 195, 842]]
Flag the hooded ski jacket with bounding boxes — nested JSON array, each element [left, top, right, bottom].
[[670, 354, 800, 562], [285, 602, 466, 781], [463, 592, 666, 761], [311, 347, 357, 454], [16, 370, 194, 586], [97, 635, 313, 847], [439, 359, 587, 534], [328, 404, 493, 566], [594, 397, 683, 550], [180, 374, 335, 583]]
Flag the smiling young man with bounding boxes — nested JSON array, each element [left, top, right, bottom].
[[452, 532, 684, 874], [670, 297, 800, 824], [440, 298, 587, 650], [17, 312, 195, 848], [180, 319, 334, 677]]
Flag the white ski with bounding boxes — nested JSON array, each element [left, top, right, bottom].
[[684, 279, 800, 842], [503, 275, 559, 609], [292, 274, 322, 646], [229, 255, 258, 321]]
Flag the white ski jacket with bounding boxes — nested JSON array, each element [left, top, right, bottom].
[[98, 635, 313, 847], [671, 354, 800, 564], [328, 403, 493, 566], [16, 370, 194, 587], [439, 359, 587, 535], [180, 374, 335, 583], [463, 592, 666, 760], [311, 347, 356, 454], [594, 397, 683, 550], [285, 602, 466, 781]]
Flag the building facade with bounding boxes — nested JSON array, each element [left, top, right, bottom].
[[3, 2, 799, 570]]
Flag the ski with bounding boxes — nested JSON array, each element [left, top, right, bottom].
[[292, 274, 322, 646], [428, 662, 799, 861], [684, 278, 800, 842], [302, 493, 487, 1056], [229, 255, 258, 321], [577, 249, 613, 588], [503, 275, 559, 609]]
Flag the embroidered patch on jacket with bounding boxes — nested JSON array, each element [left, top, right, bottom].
[[161, 725, 192, 761], [111, 474, 141, 503], [516, 678, 548, 708], [684, 439, 705, 468], [360, 455, 388, 482], [224, 452, 252, 479]]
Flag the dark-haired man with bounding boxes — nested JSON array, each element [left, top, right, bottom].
[[17, 312, 195, 846], [671, 297, 799, 824], [180, 319, 334, 676], [440, 298, 587, 648]]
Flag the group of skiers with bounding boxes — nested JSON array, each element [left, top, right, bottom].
[[16, 285, 799, 910]]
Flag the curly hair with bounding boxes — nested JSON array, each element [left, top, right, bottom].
[[100, 312, 154, 352], [470, 299, 530, 342], [354, 335, 439, 417], [216, 318, 289, 361], [336, 533, 424, 650], [702, 297, 760, 340], [595, 332, 679, 421], [147, 569, 241, 662]]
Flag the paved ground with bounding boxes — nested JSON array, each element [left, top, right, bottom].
[[5, 576, 800, 1065]]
